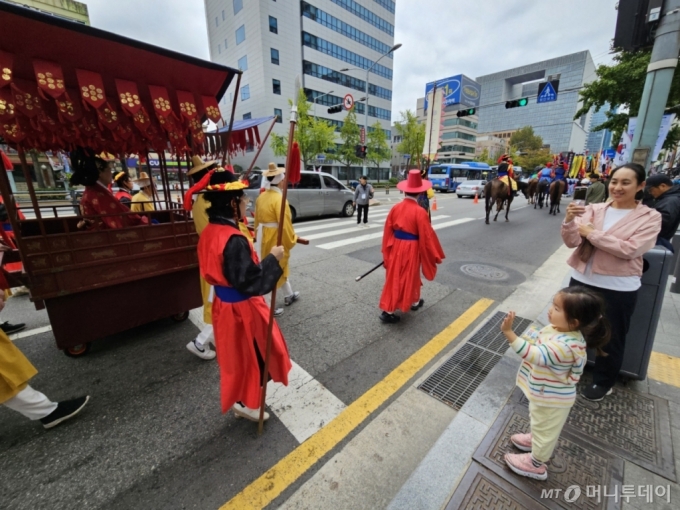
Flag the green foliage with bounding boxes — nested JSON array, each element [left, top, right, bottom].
[[366, 121, 391, 173], [270, 88, 337, 167], [335, 106, 362, 180], [509, 127, 543, 151], [514, 148, 552, 173], [394, 110, 425, 169], [474, 148, 496, 165]]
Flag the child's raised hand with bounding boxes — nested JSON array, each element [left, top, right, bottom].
[[500, 312, 516, 334]]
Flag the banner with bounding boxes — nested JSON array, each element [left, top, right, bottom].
[[627, 114, 676, 162], [422, 86, 444, 162]]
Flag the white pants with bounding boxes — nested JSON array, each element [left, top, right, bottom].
[[195, 324, 214, 349], [265, 280, 294, 305], [3, 385, 58, 420]]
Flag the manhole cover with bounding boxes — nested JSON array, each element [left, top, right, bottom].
[[461, 264, 509, 281]]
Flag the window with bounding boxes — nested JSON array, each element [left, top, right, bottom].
[[269, 16, 278, 34], [271, 48, 280, 65], [224, 38, 228, 49], [235, 25, 245, 45], [238, 55, 248, 71], [243, 112, 251, 120], [274, 108, 283, 123], [323, 175, 343, 190], [303, 61, 392, 100], [329, 0, 394, 36], [218, 44, 221, 54], [233, 0, 243, 14], [241, 85, 250, 101], [298, 173, 321, 189], [272, 79, 281, 95]]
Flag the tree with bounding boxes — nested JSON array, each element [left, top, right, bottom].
[[270, 88, 337, 168], [575, 49, 680, 150], [508, 126, 543, 152], [335, 106, 362, 183], [474, 148, 496, 166], [366, 121, 391, 182], [394, 110, 425, 170], [514, 148, 552, 174]]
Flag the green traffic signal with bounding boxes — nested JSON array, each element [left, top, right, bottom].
[[517, 98, 528, 107], [505, 98, 529, 109], [456, 108, 476, 118]]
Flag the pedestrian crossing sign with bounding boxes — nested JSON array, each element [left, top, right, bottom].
[[537, 81, 558, 103]]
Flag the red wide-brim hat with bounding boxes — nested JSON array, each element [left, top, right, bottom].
[[397, 169, 432, 193]]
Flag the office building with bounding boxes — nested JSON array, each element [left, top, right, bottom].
[[475, 135, 506, 161], [586, 102, 616, 153], [476, 51, 596, 154], [204, 0, 396, 179], [3, 0, 89, 24]]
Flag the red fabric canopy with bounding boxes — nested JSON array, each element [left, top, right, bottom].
[[0, 2, 239, 156]]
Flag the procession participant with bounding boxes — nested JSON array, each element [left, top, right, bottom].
[[197, 169, 291, 421], [379, 170, 445, 323], [130, 172, 156, 213], [538, 163, 553, 184], [255, 163, 299, 316], [70, 148, 148, 230], [497, 154, 518, 195], [553, 162, 568, 187], [0, 293, 89, 429], [113, 171, 134, 207]]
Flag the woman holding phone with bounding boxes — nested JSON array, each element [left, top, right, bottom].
[[561, 163, 661, 401]]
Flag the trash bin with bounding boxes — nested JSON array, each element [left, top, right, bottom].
[[587, 247, 674, 380]]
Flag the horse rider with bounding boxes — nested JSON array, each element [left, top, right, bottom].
[[552, 162, 568, 187], [538, 163, 553, 185], [496, 154, 518, 195]]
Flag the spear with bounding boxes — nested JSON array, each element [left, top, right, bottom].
[[258, 76, 303, 434]]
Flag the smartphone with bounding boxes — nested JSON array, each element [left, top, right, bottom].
[[573, 200, 584, 206]]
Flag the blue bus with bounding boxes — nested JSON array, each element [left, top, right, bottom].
[[428, 162, 495, 192]]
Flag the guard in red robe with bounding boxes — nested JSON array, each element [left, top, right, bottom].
[[196, 169, 291, 421], [379, 170, 445, 323]]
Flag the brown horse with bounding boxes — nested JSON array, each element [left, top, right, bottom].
[[549, 180, 566, 215], [535, 179, 550, 209], [526, 178, 538, 204], [484, 179, 514, 224]]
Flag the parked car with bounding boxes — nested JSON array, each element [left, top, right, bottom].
[[244, 170, 355, 221], [456, 180, 486, 198]]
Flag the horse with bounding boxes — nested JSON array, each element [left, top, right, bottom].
[[535, 179, 550, 209], [526, 178, 538, 204], [517, 180, 530, 201], [549, 180, 566, 215], [484, 179, 514, 224]]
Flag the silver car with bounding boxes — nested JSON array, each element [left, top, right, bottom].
[[456, 180, 486, 198], [244, 170, 355, 221]]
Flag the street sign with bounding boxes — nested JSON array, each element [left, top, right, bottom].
[[537, 80, 559, 103], [360, 127, 365, 144], [343, 94, 354, 110], [317, 154, 325, 161]]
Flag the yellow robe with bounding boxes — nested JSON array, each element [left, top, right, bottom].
[[130, 190, 155, 213], [192, 194, 212, 325], [255, 188, 297, 289], [0, 330, 38, 404]]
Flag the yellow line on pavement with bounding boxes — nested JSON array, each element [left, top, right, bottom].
[[648, 351, 680, 388], [220, 298, 494, 510]]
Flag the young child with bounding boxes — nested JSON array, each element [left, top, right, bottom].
[[500, 286, 610, 480]]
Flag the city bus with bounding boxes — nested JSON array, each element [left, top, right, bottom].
[[428, 162, 495, 192]]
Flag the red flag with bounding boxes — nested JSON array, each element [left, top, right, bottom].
[[288, 141, 301, 184], [33, 60, 66, 99], [0, 88, 15, 119], [76, 69, 107, 109], [176, 90, 198, 120], [148, 85, 174, 118], [115, 79, 142, 114], [0, 50, 13, 89], [202, 95, 222, 122]]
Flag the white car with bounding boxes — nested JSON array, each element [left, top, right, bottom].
[[456, 180, 486, 198]]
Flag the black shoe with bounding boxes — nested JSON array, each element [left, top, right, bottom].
[[40, 396, 90, 429], [411, 299, 425, 311], [581, 384, 612, 402], [0, 321, 26, 335], [379, 311, 400, 324]]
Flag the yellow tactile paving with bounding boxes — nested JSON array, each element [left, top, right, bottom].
[[648, 351, 680, 388]]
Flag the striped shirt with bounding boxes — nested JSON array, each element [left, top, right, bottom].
[[511, 325, 587, 408]]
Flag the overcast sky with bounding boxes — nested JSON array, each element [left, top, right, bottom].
[[85, 0, 619, 120]]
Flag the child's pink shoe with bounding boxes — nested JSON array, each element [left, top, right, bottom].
[[504, 452, 548, 480], [510, 432, 532, 452]]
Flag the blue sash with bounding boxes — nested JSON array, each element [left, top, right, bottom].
[[214, 285, 250, 303], [394, 230, 419, 241]]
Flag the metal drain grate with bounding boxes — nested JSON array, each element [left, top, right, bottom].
[[418, 311, 533, 410]]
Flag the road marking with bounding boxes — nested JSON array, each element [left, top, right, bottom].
[[294, 212, 390, 234], [292, 208, 389, 229], [432, 217, 475, 231], [220, 298, 493, 510], [648, 352, 680, 388], [9, 325, 53, 341], [266, 362, 347, 444], [304, 223, 383, 240]]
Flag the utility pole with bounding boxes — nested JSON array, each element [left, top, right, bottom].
[[629, 0, 680, 170]]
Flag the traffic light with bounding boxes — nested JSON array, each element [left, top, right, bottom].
[[457, 108, 476, 118], [355, 144, 367, 159], [328, 104, 343, 114], [505, 98, 529, 109]]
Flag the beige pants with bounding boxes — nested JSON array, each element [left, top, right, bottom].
[[529, 401, 572, 463]]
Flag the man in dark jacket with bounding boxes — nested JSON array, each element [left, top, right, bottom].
[[646, 174, 680, 252]]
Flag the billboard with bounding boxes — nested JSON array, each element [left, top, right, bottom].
[[424, 74, 481, 110]]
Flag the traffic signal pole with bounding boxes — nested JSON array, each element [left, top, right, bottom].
[[629, 0, 680, 170]]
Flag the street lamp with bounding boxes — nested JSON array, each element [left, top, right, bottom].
[[341, 43, 401, 177], [313, 90, 334, 119]]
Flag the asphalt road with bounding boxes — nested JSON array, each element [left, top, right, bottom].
[[0, 191, 570, 510]]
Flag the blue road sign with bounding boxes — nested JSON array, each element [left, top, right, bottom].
[[317, 154, 326, 161], [537, 81, 558, 103]]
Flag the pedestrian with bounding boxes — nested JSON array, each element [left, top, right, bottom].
[[644, 174, 680, 252], [585, 173, 606, 205], [130, 172, 156, 213], [353, 175, 374, 227], [255, 163, 299, 317], [0, 294, 89, 429], [196, 169, 291, 421], [562, 163, 661, 401], [501, 286, 610, 481], [416, 168, 435, 220], [379, 170, 445, 323], [113, 171, 134, 207]]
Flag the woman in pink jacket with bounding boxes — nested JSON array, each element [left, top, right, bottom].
[[562, 163, 661, 401]]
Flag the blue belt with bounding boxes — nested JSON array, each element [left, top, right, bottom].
[[394, 230, 419, 241], [214, 285, 250, 303]]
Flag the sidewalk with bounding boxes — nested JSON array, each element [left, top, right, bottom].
[[388, 251, 680, 510]]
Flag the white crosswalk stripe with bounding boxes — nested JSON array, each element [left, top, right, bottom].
[[294, 211, 390, 234]]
